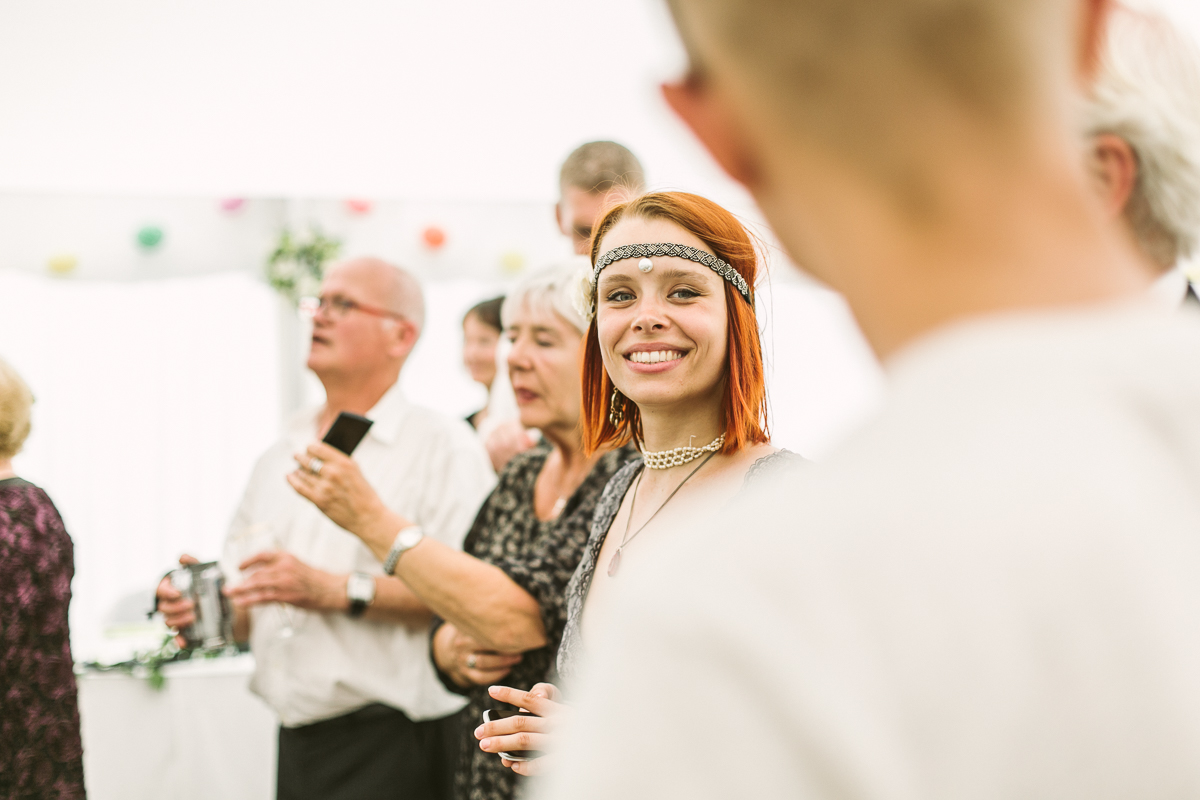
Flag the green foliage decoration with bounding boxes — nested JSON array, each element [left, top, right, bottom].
[[266, 228, 342, 304], [79, 634, 247, 691]]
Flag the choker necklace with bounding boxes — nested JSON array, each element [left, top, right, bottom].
[[608, 450, 718, 577], [640, 433, 725, 470]]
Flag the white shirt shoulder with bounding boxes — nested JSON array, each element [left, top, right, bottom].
[[544, 308, 1200, 800]]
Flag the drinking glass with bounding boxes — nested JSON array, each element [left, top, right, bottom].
[[224, 522, 296, 639]]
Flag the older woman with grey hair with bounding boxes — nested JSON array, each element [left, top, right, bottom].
[[1083, 2, 1200, 304], [290, 261, 637, 800]]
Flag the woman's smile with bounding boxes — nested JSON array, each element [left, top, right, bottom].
[[623, 346, 688, 373], [626, 349, 684, 364]]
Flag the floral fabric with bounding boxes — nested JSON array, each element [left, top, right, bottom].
[[0, 477, 85, 799]]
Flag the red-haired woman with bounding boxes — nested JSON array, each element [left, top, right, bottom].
[[477, 192, 801, 775]]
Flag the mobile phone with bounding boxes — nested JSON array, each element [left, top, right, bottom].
[[322, 412, 373, 455], [482, 707, 542, 762]]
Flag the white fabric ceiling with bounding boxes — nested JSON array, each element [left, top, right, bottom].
[[0, 0, 752, 213], [0, 0, 1194, 214]]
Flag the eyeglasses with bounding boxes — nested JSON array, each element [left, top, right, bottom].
[[299, 295, 406, 323]]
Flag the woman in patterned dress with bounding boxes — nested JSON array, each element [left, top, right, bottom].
[[291, 262, 636, 800], [476, 192, 801, 776], [0, 357, 86, 799]]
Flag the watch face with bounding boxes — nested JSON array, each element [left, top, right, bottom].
[[347, 573, 375, 603]]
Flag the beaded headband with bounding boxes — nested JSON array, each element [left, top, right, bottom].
[[587, 242, 752, 317]]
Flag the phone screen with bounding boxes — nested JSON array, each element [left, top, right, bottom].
[[482, 707, 542, 761], [322, 412, 373, 455]]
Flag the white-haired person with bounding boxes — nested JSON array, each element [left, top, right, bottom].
[[289, 261, 638, 800], [1084, 1, 1200, 307], [0, 357, 85, 799]]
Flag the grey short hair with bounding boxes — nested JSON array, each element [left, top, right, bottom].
[[0, 357, 33, 460], [335, 256, 426, 337], [1083, 4, 1200, 265], [501, 259, 590, 337], [387, 263, 426, 336]]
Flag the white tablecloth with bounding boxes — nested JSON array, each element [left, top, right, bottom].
[[78, 654, 277, 800]]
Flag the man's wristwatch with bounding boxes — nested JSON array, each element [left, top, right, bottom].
[[383, 526, 424, 575], [346, 572, 377, 618]]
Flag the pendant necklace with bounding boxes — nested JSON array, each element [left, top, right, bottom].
[[607, 449, 719, 577], [550, 496, 568, 518]]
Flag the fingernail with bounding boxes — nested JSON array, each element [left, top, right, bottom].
[[488, 686, 501, 695], [473, 725, 484, 737], [479, 738, 492, 749]]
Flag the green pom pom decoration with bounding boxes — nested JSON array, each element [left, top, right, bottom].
[[137, 226, 164, 249]]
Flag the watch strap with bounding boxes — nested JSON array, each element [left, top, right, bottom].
[[346, 571, 375, 618], [383, 526, 424, 575]]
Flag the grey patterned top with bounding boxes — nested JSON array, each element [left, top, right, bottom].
[[556, 449, 804, 681]]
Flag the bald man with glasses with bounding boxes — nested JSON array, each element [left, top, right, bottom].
[[157, 257, 494, 800]]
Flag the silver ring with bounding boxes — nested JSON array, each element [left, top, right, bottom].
[[308, 457, 324, 475], [467, 654, 477, 669]]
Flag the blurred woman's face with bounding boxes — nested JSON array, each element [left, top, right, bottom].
[[462, 313, 500, 389], [595, 215, 729, 415], [505, 302, 584, 435]]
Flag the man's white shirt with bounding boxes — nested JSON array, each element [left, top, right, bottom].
[[546, 304, 1200, 799], [223, 381, 495, 727]]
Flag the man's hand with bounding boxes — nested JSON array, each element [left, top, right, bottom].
[[156, 554, 200, 647], [224, 550, 347, 612], [434, 622, 523, 688], [287, 442, 391, 543]]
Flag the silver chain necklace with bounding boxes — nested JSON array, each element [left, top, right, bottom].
[[607, 450, 719, 577]]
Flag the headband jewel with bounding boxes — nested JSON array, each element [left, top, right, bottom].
[[588, 242, 753, 317]]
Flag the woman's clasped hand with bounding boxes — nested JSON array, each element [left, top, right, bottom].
[[434, 622, 523, 688], [476, 684, 569, 777]]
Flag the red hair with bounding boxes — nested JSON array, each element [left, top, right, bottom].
[[581, 191, 769, 456]]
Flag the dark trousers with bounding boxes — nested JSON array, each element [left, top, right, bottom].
[[277, 704, 458, 800]]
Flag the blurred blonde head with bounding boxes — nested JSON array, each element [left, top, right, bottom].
[[1083, 3, 1200, 268], [0, 357, 33, 460], [665, 0, 1081, 209]]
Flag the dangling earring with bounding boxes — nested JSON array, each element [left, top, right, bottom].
[[609, 386, 625, 427]]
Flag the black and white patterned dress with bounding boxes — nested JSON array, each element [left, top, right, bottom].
[[556, 450, 803, 681], [436, 441, 638, 800]]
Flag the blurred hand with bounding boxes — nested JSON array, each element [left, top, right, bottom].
[[476, 683, 568, 777], [156, 553, 199, 647], [224, 550, 344, 612], [287, 441, 388, 538], [484, 420, 535, 473], [433, 622, 523, 688]]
